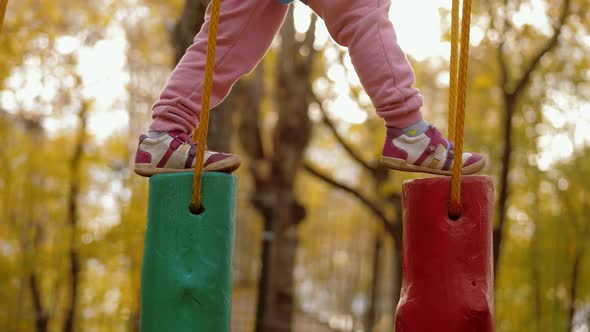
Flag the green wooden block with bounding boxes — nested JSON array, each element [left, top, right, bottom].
[[140, 172, 237, 332]]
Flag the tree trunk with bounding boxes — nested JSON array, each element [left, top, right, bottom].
[[63, 102, 88, 332], [24, 125, 49, 332], [567, 250, 582, 332], [392, 239, 403, 312], [29, 273, 48, 332], [259, 10, 313, 331], [391, 197, 403, 311], [262, 193, 306, 331], [130, 310, 140, 332], [29, 214, 48, 332], [255, 216, 273, 332], [171, 0, 208, 65], [234, 8, 315, 331], [366, 232, 383, 331], [233, 67, 274, 332], [494, 95, 515, 277]]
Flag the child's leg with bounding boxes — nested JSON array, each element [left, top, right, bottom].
[[150, 1, 289, 134], [307, 0, 422, 128], [308, 0, 485, 175], [135, 1, 288, 177]]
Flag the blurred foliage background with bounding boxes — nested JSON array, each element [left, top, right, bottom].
[[0, 0, 589, 331]]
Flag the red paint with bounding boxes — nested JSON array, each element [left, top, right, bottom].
[[395, 175, 494, 332], [135, 136, 152, 164]]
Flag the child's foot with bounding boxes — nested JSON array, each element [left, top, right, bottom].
[[133, 131, 241, 177], [380, 125, 486, 175]]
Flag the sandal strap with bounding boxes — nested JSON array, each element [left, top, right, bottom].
[[442, 141, 455, 171], [185, 144, 198, 169], [414, 126, 446, 166], [427, 141, 450, 169], [156, 135, 184, 168]]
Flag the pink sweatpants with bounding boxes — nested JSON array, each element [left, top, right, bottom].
[[150, 0, 423, 133]]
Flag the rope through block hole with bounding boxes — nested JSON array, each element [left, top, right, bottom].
[[190, 0, 222, 214], [448, 0, 472, 219]]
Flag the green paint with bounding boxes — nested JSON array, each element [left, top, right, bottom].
[[140, 172, 237, 332]]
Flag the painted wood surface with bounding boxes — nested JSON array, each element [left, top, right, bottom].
[[141, 172, 237, 332], [395, 176, 494, 331]]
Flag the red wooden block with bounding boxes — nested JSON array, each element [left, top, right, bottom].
[[395, 176, 494, 332]]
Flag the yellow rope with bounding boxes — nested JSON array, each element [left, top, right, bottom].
[[0, 0, 8, 33], [190, 0, 222, 214], [449, 0, 472, 218], [448, 0, 459, 143]]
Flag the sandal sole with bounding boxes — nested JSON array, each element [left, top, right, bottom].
[[134, 155, 242, 177], [380, 155, 486, 176]]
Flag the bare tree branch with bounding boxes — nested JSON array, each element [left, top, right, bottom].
[[303, 161, 399, 236], [484, 0, 510, 93], [310, 92, 377, 173], [29, 272, 48, 332], [497, 41, 510, 96], [303, 15, 318, 71], [336, 49, 365, 103], [63, 100, 89, 332], [510, 0, 572, 98], [501, 0, 510, 32]]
